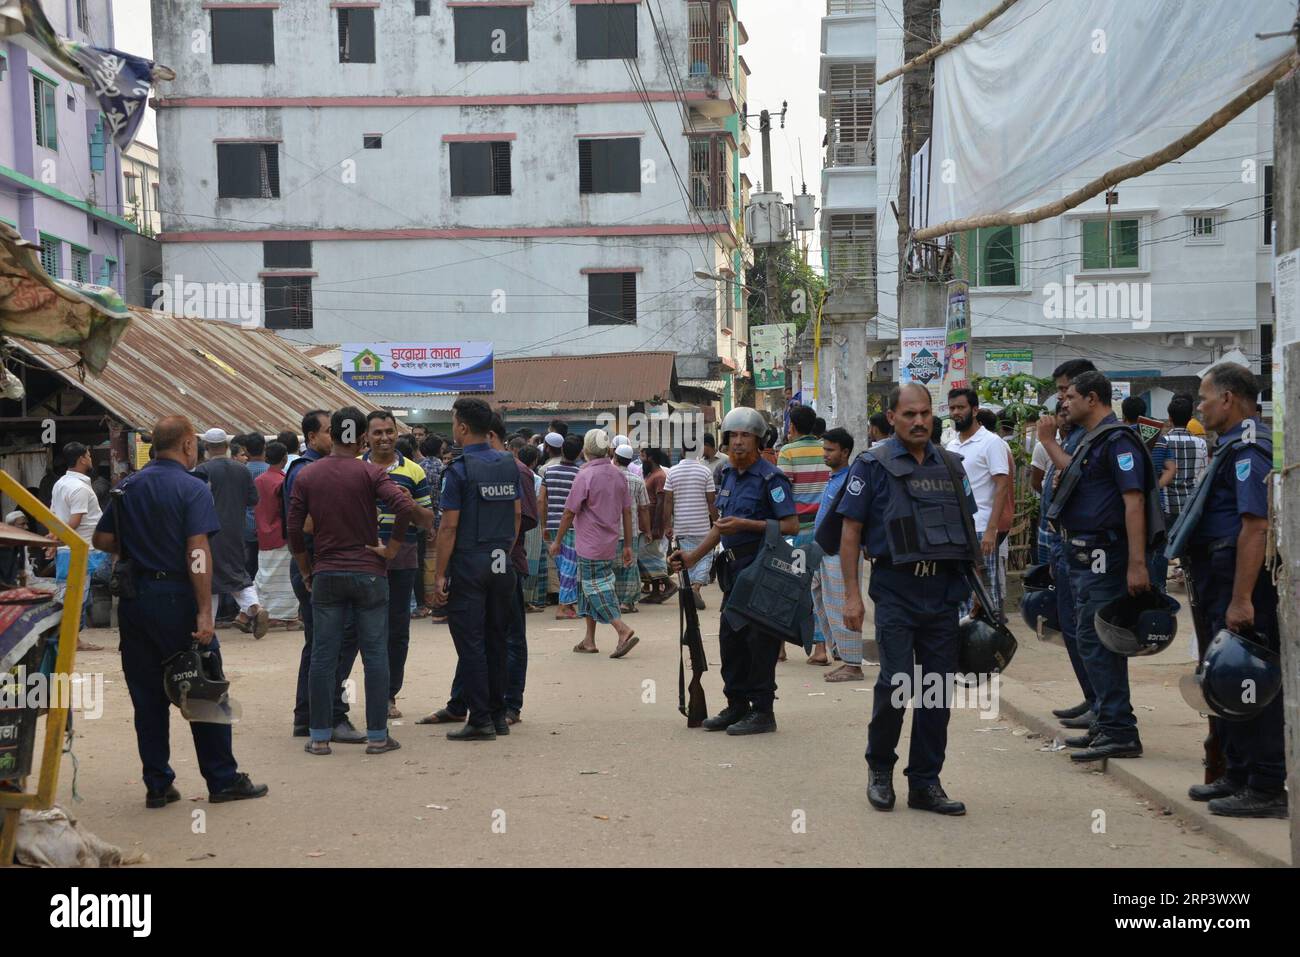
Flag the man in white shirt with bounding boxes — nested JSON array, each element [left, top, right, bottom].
[[49, 441, 108, 645], [944, 389, 1011, 613], [662, 447, 718, 610]]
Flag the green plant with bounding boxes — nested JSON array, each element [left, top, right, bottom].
[[746, 244, 827, 336]]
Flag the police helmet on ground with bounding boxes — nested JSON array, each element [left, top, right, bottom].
[[1019, 563, 1062, 643], [957, 607, 1018, 681], [720, 407, 768, 446], [1094, 590, 1179, 657], [1179, 627, 1281, 722], [162, 643, 240, 724]]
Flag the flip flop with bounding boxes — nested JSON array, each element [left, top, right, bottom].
[[609, 634, 639, 659], [365, 736, 401, 754], [416, 709, 466, 725], [555, 608, 579, 620], [572, 643, 599, 654], [825, 667, 866, 682], [807, 657, 831, 666], [304, 741, 332, 756]]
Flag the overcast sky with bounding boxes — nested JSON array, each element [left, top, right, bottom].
[[110, 0, 824, 262]]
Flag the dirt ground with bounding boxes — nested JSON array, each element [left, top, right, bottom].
[[49, 583, 1255, 868]]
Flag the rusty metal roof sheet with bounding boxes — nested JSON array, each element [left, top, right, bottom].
[[483, 351, 678, 411], [10, 308, 388, 435]]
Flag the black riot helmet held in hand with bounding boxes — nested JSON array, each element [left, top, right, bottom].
[[1094, 591, 1180, 657], [162, 643, 241, 724], [1180, 627, 1282, 722], [1020, 563, 1062, 643], [958, 605, 1018, 680]]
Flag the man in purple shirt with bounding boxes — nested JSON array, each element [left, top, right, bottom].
[[550, 429, 637, 658], [288, 407, 426, 756]]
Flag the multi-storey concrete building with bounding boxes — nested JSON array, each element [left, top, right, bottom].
[[822, 0, 1276, 417], [0, 0, 133, 294], [152, 0, 750, 407], [122, 139, 161, 236]]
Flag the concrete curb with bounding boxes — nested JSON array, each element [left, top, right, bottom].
[[995, 683, 1290, 868]]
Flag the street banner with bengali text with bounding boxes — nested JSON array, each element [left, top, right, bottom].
[[342, 342, 494, 394], [938, 280, 970, 417], [1112, 381, 1131, 405], [752, 323, 795, 391], [900, 327, 947, 410], [985, 349, 1033, 378]]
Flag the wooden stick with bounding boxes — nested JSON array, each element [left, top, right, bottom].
[[914, 53, 1299, 241], [877, 0, 1022, 86]]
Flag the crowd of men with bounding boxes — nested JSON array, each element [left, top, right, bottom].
[[18, 356, 1281, 825]]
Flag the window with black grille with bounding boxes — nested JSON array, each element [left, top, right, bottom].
[[338, 7, 376, 63], [415, 0, 431, 14], [211, 9, 275, 64], [588, 272, 636, 325], [217, 143, 280, 198], [576, 4, 637, 59], [264, 277, 313, 330], [454, 6, 528, 62], [449, 141, 512, 197], [364, 134, 383, 149], [263, 241, 312, 269], [578, 138, 640, 194]]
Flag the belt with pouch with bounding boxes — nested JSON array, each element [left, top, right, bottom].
[[717, 540, 763, 565], [870, 557, 961, 578], [1063, 529, 1123, 548]]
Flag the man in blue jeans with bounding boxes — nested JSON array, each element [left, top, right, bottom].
[[288, 407, 429, 756], [286, 410, 362, 742]]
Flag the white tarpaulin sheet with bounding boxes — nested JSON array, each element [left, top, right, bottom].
[[927, 0, 1297, 227]]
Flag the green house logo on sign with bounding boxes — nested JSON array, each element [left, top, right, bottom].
[[352, 349, 382, 373]]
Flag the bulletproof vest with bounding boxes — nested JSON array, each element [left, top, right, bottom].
[[454, 452, 519, 553], [724, 520, 823, 646], [872, 445, 973, 564], [1046, 422, 1166, 548], [1164, 434, 1269, 561]]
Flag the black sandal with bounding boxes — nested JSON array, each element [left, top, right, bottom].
[[416, 708, 466, 725], [365, 736, 401, 754]]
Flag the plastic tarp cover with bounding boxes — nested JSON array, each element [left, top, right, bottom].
[[926, 0, 1298, 227]]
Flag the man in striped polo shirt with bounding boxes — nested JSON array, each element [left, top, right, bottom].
[[364, 411, 434, 719], [663, 444, 718, 610], [777, 404, 832, 663], [539, 434, 583, 619]]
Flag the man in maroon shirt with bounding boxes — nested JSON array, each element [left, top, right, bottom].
[[288, 407, 429, 756]]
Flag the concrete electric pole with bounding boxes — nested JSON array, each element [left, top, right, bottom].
[[1271, 25, 1300, 866]]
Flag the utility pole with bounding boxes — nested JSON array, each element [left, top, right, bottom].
[[896, 0, 948, 385], [1271, 20, 1300, 866]]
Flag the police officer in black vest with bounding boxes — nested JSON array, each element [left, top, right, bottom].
[[833, 383, 976, 815], [1046, 370, 1162, 762], [1168, 363, 1286, 818], [430, 398, 521, 740], [93, 415, 268, 809], [669, 406, 797, 735]]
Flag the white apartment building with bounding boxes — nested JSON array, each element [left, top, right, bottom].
[[122, 140, 161, 236], [151, 0, 751, 405], [831, 0, 1275, 415]]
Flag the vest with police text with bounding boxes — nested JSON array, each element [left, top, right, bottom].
[[454, 452, 519, 554], [873, 446, 972, 564]]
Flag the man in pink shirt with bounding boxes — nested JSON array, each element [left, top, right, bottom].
[[550, 429, 637, 658]]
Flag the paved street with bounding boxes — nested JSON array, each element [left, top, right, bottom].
[[53, 583, 1253, 868]]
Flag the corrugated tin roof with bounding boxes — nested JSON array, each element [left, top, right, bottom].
[[481, 352, 678, 411], [10, 309, 389, 435], [678, 377, 725, 395]]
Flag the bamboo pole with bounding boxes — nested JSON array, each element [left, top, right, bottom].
[[877, 0, 1022, 86], [914, 53, 1299, 241]]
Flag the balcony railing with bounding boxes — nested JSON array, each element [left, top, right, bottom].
[[825, 136, 875, 168], [827, 0, 875, 14]]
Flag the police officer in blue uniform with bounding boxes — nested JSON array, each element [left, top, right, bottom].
[[835, 383, 976, 815], [1169, 363, 1286, 818], [1034, 359, 1099, 728], [669, 406, 797, 736], [429, 398, 521, 741], [1046, 370, 1162, 762], [93, 415, 268, 809]]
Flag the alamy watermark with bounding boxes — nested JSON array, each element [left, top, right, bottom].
[[0, 668, 104, 721], [152, 275, 263, 326], [595, 406, 707, 453], [888, 667, 1001, 720], [1043, 277, 1151, 329]]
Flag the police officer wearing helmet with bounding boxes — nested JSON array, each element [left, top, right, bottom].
[[1046, 370, 1163, 762], [428, 398, 521, 740], [1167, 363, 1286, 819], [668, 406, 797, 736], [93, 415, 268, 809], [834, 383, 978, 816]]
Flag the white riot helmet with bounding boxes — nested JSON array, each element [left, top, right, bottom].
[[720, 407, 768, 446]]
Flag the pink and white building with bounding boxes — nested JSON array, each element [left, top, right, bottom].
[[151, 0, 751, 403]]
